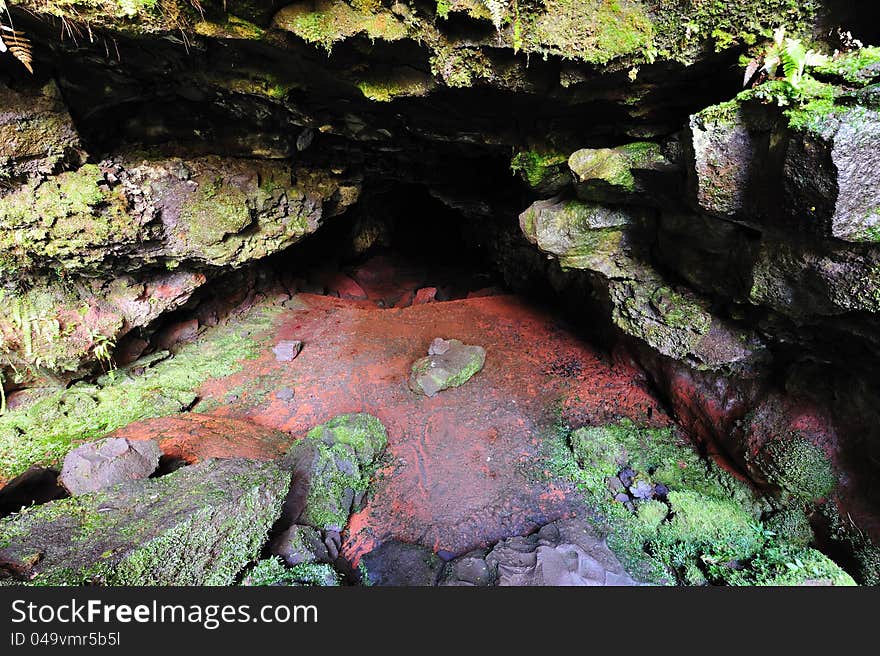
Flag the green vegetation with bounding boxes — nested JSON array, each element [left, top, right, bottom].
[[547, 420, 854, 585], [0, 306, 280, 481], [0, 164, 136, 276], [273, 1, 408, 53], [527, 0, 654, 64], [356, 74, 433, 102], [243, 557, 340, 586], [291, 413, 388, 530], [758, 435, 837, 503], [510, 150, 569, 189]]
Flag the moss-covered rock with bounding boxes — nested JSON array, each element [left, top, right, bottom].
[[0, 81, 84, 183], [272, 0, 408, 52], [280, 413, 388, 531], [241, 556, 340, 586], [556, 420, 854, 585], [0, 457, 289, 585], [510, 150, 570, 195], [409, 338, 486, 397]]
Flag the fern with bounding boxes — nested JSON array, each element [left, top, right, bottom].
[[0, 1, 34, 74], [483, 0, 506, 30], [0, 25, 33, 73]]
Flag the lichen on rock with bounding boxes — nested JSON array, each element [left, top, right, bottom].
[[0, 458, 290, 585]]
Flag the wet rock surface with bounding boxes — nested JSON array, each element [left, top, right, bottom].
[[59, 437, 162, 496]]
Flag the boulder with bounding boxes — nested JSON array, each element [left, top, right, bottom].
[[59, 437, 162, 496], [409, 338, 486, 397], [783, 107, 880, 242], [278, 413, 388, 532], [569, 141, 674, 205], [359, 541, 443, 586], [440, 518, 641, 586], [270, 524, 330, 566], [0, 458, 290, 585]]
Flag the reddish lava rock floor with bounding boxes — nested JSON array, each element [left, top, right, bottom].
[[182, 294, 668, 562], [118, 287, 672, 562]]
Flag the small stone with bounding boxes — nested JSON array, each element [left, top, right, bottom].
[[614, 492, 631, 504], [413, 287, 438, 304], [270, 524, 329, 566], [630, 478, 654, 500], [653, 483, 669, 498], [606, 476, 625, 494], [276, 387, 295, 402], [272, 340, 303, 362], [619, 467, 635, 487]]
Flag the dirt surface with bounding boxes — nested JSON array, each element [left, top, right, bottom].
[[117, 290, 670, 561]]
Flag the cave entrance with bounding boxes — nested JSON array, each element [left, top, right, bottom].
[[262, 181, 513, 310]]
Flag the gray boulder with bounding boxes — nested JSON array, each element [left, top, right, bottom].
[[783, 107, 880, 243], [0, 458, 289, 585], [441, 518, 641, 586], [59, 437, 162, 496]]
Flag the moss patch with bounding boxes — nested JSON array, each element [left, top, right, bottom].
[[242, 556, 340, 586], [547, 420, 854, 585], [273, 0, 408, 52], [527, 0, 654, 64], [0, 306, 280, 482], [510, 150, 569, 189], [0, 164, 138, 276]]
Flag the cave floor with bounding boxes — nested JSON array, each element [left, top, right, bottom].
[[113, 273, 672, 560]]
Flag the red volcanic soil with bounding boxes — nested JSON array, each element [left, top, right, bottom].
[[118, 289, 672, 561]]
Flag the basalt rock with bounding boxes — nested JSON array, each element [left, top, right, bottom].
[[0, 458, 290, 585], [277, 413, 387, 532], [58, 437, 162, 496], [440, 518, 640, 586]]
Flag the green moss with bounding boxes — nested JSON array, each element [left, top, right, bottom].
[[0, 164, 136, 276], [293, 414, 388, 531], [356, 73, 433, 102], [759, 435, 836, 502], [552, 419, 852, 585], [17, 0, 201, 33], [273, 1, 408, 53], [652, 0, 819, 61], [429, 45, 492, 88], [815, 46, 880, 85], [765, 508, 814, 548], [526, 0, 654, 64], [0, 305, 280, 481], [193, 14, 265, 40], [243, 557, 340, 586], [656, 489, 763, 566], [178, 176, 252, 251], [510, 150, 569, 189]]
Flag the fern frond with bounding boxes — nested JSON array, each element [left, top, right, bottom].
[[483, 0, 506, 30], [0, 25, 33, 73]]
